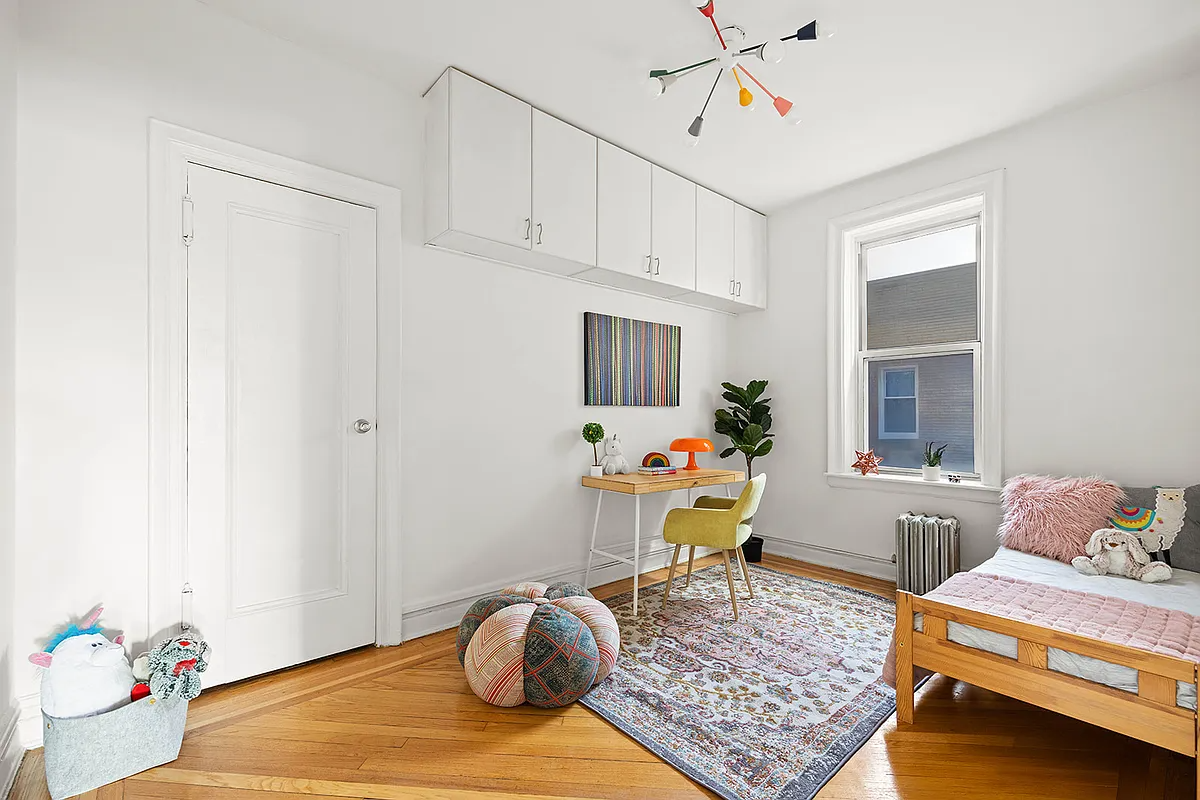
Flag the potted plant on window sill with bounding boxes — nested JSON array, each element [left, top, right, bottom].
[[582, 422, 605, 478], [922, 441, 948, 482]]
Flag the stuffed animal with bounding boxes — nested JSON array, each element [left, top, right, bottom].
[[600, 435, 632, 475], [28, 607, 135, 719], [147, 635, 210, 703], [1072, 530, 1173, 583]]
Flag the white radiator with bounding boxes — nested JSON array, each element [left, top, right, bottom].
[[895, 512, 960, 594]]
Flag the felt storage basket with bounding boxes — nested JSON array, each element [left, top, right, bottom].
[[42, 696, 187, 800]]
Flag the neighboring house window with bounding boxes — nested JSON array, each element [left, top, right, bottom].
[[828, 172, 1002, 489], [878, 367, 918, 439]]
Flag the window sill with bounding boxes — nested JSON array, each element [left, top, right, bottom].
[[825, 472, 1001, 505]]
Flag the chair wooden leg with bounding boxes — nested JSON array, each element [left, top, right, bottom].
[[663, 544, 682, 606], [721, 549, 739, 621], [736, 546, 754, 599], [684, 545, 696, 587]]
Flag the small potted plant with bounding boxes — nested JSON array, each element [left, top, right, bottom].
[[582, 423, 605, 477], [922, 442, 948, 482]]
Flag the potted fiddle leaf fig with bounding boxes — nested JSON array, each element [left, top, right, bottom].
[[714, 380, 774, 477], [582, 422, 605, 477]]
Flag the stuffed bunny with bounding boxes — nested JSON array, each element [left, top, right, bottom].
[[600, 434, 632, 475], [1072, 529, 1172, 583]]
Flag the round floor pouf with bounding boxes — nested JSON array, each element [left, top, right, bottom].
[[458, 583, 619, 708]]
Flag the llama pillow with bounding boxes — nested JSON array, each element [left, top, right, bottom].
[[997, 475, 1124, 563], [1120, 485, 1200, 572]]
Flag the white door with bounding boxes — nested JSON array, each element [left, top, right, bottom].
[[735, 204, 768, 308], [186, 164, 378, 687], [696, 187, 735, 300], [532, 110, 596, 267], [450, 71, 532, 250], [651, 166, 697, 292], [596, 141, 652, 279]]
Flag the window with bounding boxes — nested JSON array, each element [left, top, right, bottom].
[[878, 366, 917, 439], [828, 173, 1002, 491]]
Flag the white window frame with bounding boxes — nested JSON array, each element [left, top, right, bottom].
[[826, 171, 1003, 500], [878, 365, 919, 440]]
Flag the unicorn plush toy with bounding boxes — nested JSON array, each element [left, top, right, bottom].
[[29, 606, 135, 719]]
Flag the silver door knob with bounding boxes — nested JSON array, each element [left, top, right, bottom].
[[354, 419, 373, 434]]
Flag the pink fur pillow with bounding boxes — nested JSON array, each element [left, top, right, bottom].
[[998, 475, 1124, 563]]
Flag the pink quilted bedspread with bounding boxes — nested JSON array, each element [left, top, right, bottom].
[[882, 571, 1200, 687]]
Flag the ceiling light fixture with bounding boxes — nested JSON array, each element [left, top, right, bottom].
[[649, 2, 827, 143]]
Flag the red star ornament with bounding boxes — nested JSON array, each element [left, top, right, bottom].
[[852, 449, 883, 476]]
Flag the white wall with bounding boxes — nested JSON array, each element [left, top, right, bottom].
[[739, 70, 1200, 576], [13, 0, 732, 744], [0, 0, 19, 789]]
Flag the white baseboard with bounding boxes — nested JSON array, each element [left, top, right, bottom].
[[0, 707, 22, 800], [400, 542, 717, 641], [16, 691, 40, 752], [758, 533, 896, 582]]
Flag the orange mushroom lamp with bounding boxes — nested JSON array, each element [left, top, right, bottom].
[[670, 438, 715, 471]]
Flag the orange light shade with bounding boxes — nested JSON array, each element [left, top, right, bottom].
[[773, 96, 794, 117], [669, 438, 715, 471], [739, 87, 754, 107]]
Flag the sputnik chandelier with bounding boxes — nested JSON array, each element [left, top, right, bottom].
[[646, 1, 830, 145]]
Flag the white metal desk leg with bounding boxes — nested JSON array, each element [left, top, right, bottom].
[[633, 494, 641, 615], [584, 491, 603, 590]]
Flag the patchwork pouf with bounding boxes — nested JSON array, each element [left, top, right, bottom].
[[457, 581, 619, 708]]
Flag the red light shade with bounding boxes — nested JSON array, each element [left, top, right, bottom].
[[773, 96, 794, 117], [669, 437, 715, 471], [696, 1, 716, 18]]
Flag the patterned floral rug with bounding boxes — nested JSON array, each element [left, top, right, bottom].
[[581, 562, 896, 800]]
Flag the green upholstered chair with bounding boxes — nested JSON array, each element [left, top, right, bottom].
[[661, 474, 767, 621]]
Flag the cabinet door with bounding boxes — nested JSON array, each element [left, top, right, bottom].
[[695, 187, 735, 299], [734, 204, 768, 308], [449, 71, 532, 249], [532, 111, 597, 267], [597, 141, 652, 278], [651, 166, 697, 292]]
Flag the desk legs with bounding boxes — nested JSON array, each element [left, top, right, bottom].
[[584, 491, 603, 590], [633, 495, 641, 614]]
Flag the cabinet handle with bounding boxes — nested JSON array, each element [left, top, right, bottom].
[[536, 223, 543, 246], [524, 218, 531, 241], [645, 255, 652, 274], [729, 279, 735, 295], [653, 257, 661, 276], [735, 281, 742, 297]]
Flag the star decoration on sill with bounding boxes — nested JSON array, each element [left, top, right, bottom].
[[852, 449, 884, 476]]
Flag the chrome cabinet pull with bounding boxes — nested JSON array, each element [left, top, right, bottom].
[[735, 281, 742, 297], [536, 223, 543, 245], [653, 257, 661, 276], [524, 218, 531, 241], [729, 279, 735, 295], [645, 255, 652, 273]]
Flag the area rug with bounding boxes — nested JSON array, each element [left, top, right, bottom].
[[580, 562, 896, 800]]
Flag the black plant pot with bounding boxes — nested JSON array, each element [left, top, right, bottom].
[[742, 535, 764, 563]]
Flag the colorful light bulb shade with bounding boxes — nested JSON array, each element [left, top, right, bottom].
[[739, 87, 754, 107], [687, 115, 705, 139], [794, 20, 819, 41], [695, 0, 716, 18], [645, 74, 677, 98], [758, 40, 787, 64], [669, 438, 715, 471], [773, 96, 794, 117]]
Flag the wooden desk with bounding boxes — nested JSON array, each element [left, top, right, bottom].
[[581, 468, 745, 614]]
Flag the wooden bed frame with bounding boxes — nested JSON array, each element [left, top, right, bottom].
[[895, 590, 1200, 798]]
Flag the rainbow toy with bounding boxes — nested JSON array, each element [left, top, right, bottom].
[[1110, 506, 1156, 532], [641, 452, 672, 469]]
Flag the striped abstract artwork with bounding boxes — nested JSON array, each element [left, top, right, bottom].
[[584, 312, 681, 406]]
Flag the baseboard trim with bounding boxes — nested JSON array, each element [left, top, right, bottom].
[[758, 533, 896, 582], [0, 707, 22, 800], [400, 542, 717, 641], [16, 692, 40, 752]]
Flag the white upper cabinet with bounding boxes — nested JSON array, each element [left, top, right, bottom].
[[650, 166, 696, 293], [696, 187, 736, 300], [531, 110, 597, 268], [734, 205, 768, 309], [424, 67, 767, 311], [596, 141, 652, 279]]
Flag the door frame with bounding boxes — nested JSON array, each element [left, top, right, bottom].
[[147, 120, 404, 648]]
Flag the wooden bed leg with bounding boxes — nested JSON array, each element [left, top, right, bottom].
[[1194, 671, 1199, 800], [896, 590, 915, 724]]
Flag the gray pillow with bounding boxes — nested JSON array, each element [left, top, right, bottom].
[[1119, 485, 1200, 572]]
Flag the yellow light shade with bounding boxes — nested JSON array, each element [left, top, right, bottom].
[[669, 438, 715, 471], [739, 87, 754, 107]]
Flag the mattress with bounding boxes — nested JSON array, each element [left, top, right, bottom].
[[918, 546, 1200, 709]]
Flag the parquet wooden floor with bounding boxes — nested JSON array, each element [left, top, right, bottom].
[[10, 554, 1195, 799]]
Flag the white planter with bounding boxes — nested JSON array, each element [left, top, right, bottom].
[[922, 465, 941, 482], [589, 465, 604, 478]]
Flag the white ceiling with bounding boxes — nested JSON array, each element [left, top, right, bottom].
[[196, 0, 1200, 211]]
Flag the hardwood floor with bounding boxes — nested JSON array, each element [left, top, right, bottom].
[[10, 554, 1195, 799]]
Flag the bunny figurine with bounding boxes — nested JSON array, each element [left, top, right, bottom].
[[600, 435, 633, 475]]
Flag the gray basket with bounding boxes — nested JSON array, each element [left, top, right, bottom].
[[43, 696, 187, 800]]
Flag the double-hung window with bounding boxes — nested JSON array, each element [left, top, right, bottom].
[[828, 173, 1002, 491]]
